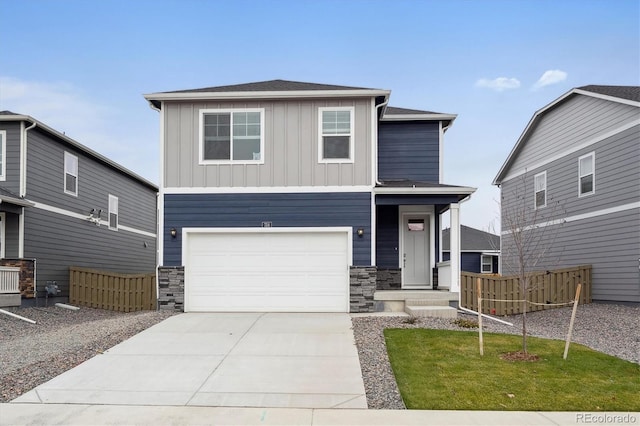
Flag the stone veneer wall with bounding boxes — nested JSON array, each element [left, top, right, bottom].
[[349, 266, 377, 313], [376, 268, 401, 290], [0, 259, 36, 298], [157, 266, 185, 312]]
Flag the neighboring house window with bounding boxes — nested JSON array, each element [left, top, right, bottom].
[[108, 194, 118, 230], [481, 255, 493, 273], [200, 109, 264, 163], [319, 107, 354, 162], [0, 130, 6, 181], [578, 152, 595, 196], [534, 171, 546, 209], [64, 152, 78, 196]]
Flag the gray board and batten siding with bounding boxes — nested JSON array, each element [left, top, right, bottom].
[[22, 126, 157, 298], [163, 192, 372, 267], [378, 121, 440, 182], [163, 99, 373, 188]]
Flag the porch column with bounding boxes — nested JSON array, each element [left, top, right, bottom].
[[450, 203, 461, 293]]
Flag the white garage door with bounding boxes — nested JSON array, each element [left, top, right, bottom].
[[183, 228, 351, 312]]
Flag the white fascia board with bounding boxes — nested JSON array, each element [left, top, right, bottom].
[[144, 89, 391, 103], [163, 185, 373, 194], [381, 113, 457, 122], [374, 186, 476, 195], [0, 195, 34, 207], [493, 88, 640, 185]]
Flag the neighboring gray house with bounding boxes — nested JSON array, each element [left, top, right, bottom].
[[442, 225, 499, 274], [145, 79, 476, 313], [0, 111, 158, 307], [493, 85, 640, 303]]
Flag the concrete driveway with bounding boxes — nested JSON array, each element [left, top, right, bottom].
[[14, 313, 367, 409]]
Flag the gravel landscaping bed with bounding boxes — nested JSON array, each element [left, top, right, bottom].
[[1, 303, 637, 408], [352, 303, 640, 409]]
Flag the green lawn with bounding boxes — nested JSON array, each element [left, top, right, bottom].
[[384, 329, 640, 411]]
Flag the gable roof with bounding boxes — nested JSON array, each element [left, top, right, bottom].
[[0, 111, 157, 190], [493, 85, 640, 185], [442, 225, 500, 252], [144, 79, 391, 109]]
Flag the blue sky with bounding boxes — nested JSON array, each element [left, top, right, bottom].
[[1, 0, 638, 230]]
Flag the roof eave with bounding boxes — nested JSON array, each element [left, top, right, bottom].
[[374, 186, 476, 195], [0, 195, 35, 207], [381, 113, 457, 123]]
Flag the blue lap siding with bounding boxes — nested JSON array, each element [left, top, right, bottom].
[[164, 192, 372, 266]]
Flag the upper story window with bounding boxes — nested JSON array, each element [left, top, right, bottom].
[[64, 152, 78, 196], [0, 130, 6, 181], [108, 194, 118, 230], [578, 152, 595, 197], [199, 109, 264, 164], [319, 107, 354, 163], [534, 171, 546, 209], [481, 255, 493, 273]]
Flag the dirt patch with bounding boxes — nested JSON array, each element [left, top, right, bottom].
[[500, 351, 541, 362]]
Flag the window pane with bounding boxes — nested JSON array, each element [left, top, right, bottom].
[[245, 112, 260, 124], [109, 213, 117, 229], [580, 175, 593, 194], [204, 140, 230, 160], [407, 219, 424, 231], [233, 137, 260, 160], [65, 174, 77, 194], [323, 136, 350, 159], [580, 156, 593, 175], [536, 190, 545, 208]]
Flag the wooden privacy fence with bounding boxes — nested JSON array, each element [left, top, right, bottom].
[[460, 265, 591, 316], [70, 267, 156, 312]]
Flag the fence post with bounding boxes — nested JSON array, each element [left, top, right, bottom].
[[563, 283, 582, 360]]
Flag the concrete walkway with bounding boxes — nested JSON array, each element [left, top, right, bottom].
[[13, 313, 366, 409]]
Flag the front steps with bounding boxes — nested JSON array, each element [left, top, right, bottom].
[[374, 290, 459, 319]]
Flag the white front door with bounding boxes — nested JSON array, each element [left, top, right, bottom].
[[402, 214, 430, 288]]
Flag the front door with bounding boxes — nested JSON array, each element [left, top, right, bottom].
[[402, 214, 430, 288]]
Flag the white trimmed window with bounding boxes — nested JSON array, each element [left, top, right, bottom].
[[578, 152, 595, 196], [64, 152, 78, 196], [199, 109, 264, 164], [108, 194, 118, 230], [481, 255, 493, 273], [0, 130, 6, 181], [534, 171, 546, 209], [319, 107, 354, 162]]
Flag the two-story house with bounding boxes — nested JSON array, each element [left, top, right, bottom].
[[145, 80, 475, 313], [0, 111, 158, 307], [493, 85, 640, 303]]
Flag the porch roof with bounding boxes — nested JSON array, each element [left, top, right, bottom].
[[374, 180, 475, 206], [0, 187, 34, 207]]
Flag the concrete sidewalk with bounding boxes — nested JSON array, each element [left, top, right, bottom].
[[13, 313, 366, 409], [3, 404, 633, 425]]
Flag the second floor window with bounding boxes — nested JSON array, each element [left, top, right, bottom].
[[579, 152, 595, 196], [64, 152, 78, 196], [108, 194, 118, 230], [200, 109, 264, 163], [319, 107, 353, 162], [534, 171, 546, 209]]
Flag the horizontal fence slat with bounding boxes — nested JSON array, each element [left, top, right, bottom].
[[460, 265, 591, 316], [69, 267, 156, 313]]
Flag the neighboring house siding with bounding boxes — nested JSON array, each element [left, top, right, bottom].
[[442, 252, 480, 273], [26, 127, 157, 234], [508, 96, 638, 175], [1, 122, 22, 193], [23, 208, 157, 297], [163, 99, 373, 188], [376, 205, 399, 268], [164, 192, 372, 266], [501, 208, 639, 302], [378, 121, 440, 182]]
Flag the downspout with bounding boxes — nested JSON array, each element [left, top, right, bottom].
[[21, 120, 37, 197], [455, 194, 513, 326], [148, 101, 162, 309]]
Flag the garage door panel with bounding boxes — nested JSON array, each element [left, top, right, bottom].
[[185, 229, 350, 312]]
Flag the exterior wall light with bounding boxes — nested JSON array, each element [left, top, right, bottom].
[[357, 228, 365, 237], [170, 228, 177, 238]]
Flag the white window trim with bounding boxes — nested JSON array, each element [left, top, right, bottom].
[[534, 171, 547, 209], [0, 130, 6, 181], [318, 106, 355, 164], [198, 108, 265, 165], [578, 152, 595, 197], [108, 194, 118, 231], [481, 254, 493, 273], [0, 212, 5, 259], [64, 152, 78, 196]]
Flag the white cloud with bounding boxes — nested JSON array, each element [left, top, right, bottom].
[[475, 77, 521, 92], [532, 69, 567, 90]]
